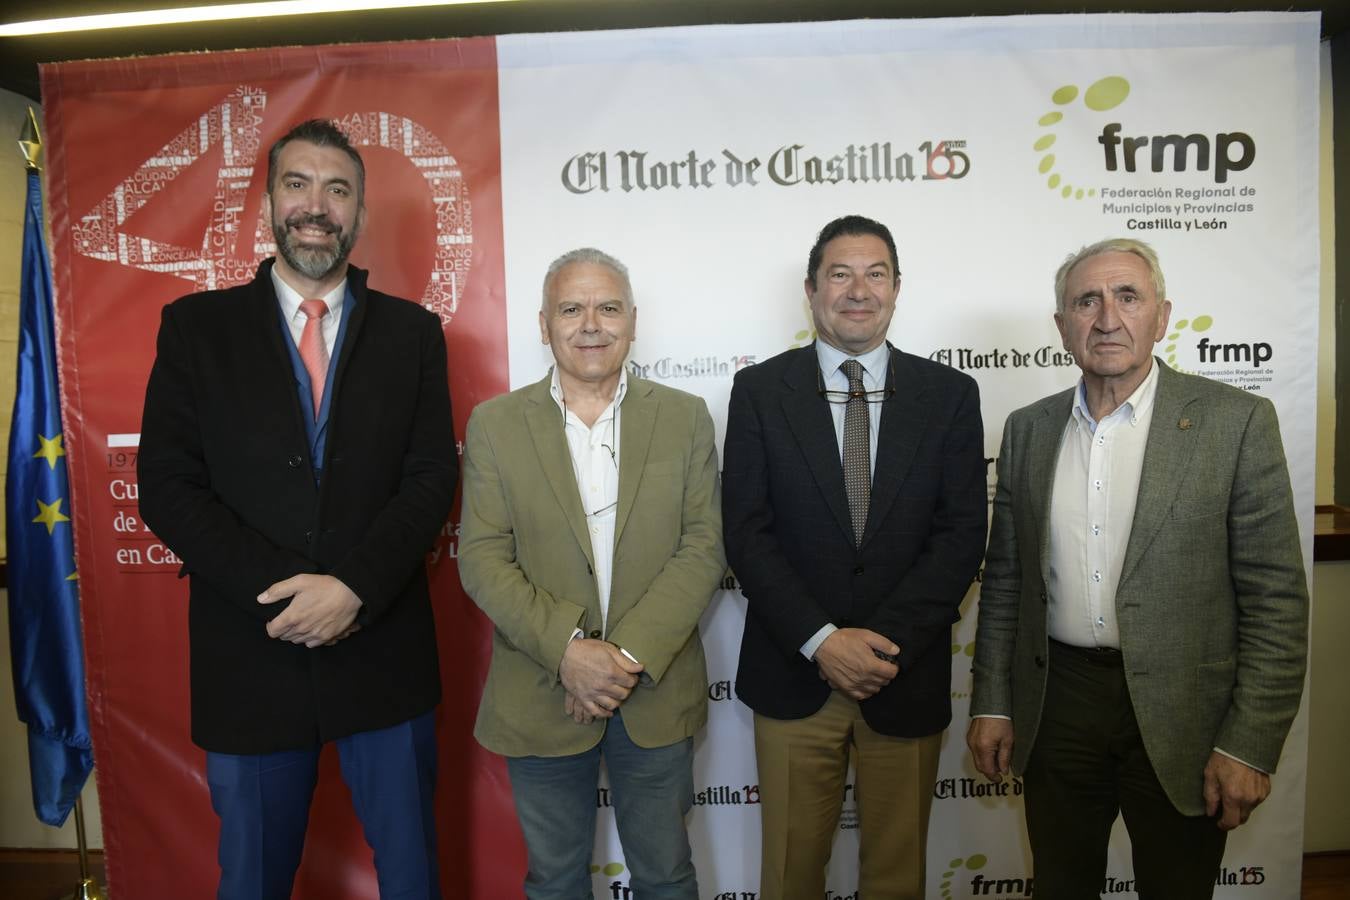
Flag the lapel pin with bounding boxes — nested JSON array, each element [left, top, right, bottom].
[[1178, 417, 1192, 430]]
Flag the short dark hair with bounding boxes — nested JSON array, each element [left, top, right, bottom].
[[266, 118, 365, 201], [805, 215, 900, 289]]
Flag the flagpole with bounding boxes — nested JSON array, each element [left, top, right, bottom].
[[17, 104, 107, 900], [72, 794, 105, 900]]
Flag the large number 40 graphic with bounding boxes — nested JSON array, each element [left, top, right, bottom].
[[70, 86, 473, 325]]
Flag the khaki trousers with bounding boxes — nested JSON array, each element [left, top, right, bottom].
[[754, 690, 942, 900]]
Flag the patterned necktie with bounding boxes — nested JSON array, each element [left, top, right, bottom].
[[841, 359, 870, 547], [298, 299, 329, 419]]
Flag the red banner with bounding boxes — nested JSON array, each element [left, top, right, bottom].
[[42, 39, 522, 897]]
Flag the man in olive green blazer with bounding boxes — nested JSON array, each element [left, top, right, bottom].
[[458, 248, 724, 900], [969, 238, 1308, 900]]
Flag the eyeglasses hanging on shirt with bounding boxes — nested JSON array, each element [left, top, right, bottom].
[[562, 398, 619, 518], [815, 356, 897, 404]]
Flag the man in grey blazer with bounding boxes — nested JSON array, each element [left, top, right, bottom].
[[967, 238, 1308, 899]]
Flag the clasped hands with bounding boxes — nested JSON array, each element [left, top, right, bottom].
[[258, 574, 362, 648], [560, 638, 644, 725], [814, 627, 899, 701]]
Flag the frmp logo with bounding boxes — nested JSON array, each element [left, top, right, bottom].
[[1100, 123, 1254, 185], [1033, 75, 1256, 203], [589, 861, 631, 898], [1163, 314, 1215, 372], [1164, 312, 1274, 391], [1034, 77, 1128, 201], [950, 639, 975, 700]]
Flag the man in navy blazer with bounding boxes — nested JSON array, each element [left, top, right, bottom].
[[723, 215, 987, 900], [139, 119, 456, 899]]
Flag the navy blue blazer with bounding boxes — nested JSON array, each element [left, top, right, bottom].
[[723, 344, 987, 737]]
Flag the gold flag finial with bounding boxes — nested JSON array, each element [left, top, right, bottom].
[[19, 106, 41, 172]]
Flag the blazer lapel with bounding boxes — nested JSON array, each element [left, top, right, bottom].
[[250, 262, 303, 393], [523, 376, 596, 572], [1028, 389, 1073, 584], [247, 262, 314, 450], [864, 350, 927, 546], [324, 276, 367, 436], [781, 346, 855, 544], [614, 378, 656, 547], [1120, 363, 1197, 587]]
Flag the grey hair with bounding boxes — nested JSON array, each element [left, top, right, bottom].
[[1054, 238, 1166, 313], [541, 247, 633, 309]]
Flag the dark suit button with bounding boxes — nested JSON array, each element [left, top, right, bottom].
[[1035, 655, 1045, 668], [1039, 591, 1048, 604], [852, 566, 864, 576], [588, 629, 602, 639], [287, 455, 302, 468], [304, 530, 313, 542]]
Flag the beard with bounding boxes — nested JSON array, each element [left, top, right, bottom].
[[273, 212, 358, 281]]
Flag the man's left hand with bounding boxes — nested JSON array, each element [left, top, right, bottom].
[[1203, 751, 1270, 831], [813, 628, 899, 700], [260, 574, 362, 648], [564, 691, 597, 725]]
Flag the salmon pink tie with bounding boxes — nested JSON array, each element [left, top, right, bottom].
[[298, 299, 329, 419]]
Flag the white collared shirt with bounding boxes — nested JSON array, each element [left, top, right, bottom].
[[271, 267, 345, 358], [799, 340, 891, 660], [1046, 360, 1160, 649], [550, 366, 626, 634]]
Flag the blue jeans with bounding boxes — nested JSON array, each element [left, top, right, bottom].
[[506, 711, 697, 900], [206, 710, 440, 900]]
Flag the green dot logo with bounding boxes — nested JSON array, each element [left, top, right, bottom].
[[950, 640, 976, 699], [1165, 314, 1215, 373], [941, 853, 989, 899], [589, 862, 626, 876], [1036, 76, 1130, 201], [789, 328, 815, 350]]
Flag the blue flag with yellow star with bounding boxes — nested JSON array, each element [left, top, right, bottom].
[[5, 168, 93, 826]]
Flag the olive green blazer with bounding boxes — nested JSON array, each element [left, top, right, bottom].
[[971, 362, 1308, 815], [459, 373, 725, 757]]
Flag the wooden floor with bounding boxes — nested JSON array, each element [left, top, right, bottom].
[[0, 849, 1346, 898], [1306, 853, 1350, 900]]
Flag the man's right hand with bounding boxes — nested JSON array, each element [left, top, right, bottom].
[[813, 628, 899, 700], [966, 717, 1015, 783], [560, 638, 643, 720]]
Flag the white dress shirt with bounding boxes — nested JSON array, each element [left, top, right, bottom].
[[550, 366, 625, 635], [799, 340, 892, 661], [1046, 360, 1159, 649], [271, 267, 345, 358]]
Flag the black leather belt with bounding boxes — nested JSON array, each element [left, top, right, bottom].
[[1049, 638, 1123, 666]]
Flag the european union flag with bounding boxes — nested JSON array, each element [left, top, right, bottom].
[[5, 145, 94, 826]]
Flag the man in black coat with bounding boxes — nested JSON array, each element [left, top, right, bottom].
[[138, 119, 456, 900], [722, 215, 986, 900]]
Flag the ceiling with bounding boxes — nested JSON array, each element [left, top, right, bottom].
[[2, 0, 1346, 102]]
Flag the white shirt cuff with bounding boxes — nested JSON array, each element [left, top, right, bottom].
[[800, 624, 838, 661], [1214, 746, 1268, 774]]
